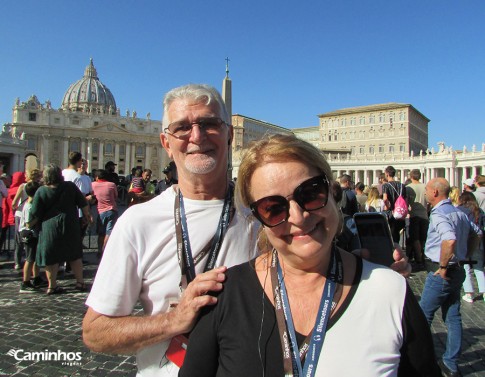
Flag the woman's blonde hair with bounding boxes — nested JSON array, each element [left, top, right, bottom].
[[27, 168, 41, 182], [366, 187, 380, 203], [449, 186, 460, 206], [236, 134, 333, 252]]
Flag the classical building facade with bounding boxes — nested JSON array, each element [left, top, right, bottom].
[[9, 59, 170, 180], [230, 114, 293, 178], [0, 124, 27, 173], [328, 142, 485, 187], [231, 114, 293, 153], [229, 107, 484, 187], [318, 103, 429, 157]]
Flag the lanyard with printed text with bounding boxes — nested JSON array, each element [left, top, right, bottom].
[[174, 184, 234, 286], [270, 246, 343, 377]]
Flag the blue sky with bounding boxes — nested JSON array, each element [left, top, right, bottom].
[[1, 1, 484, 150]]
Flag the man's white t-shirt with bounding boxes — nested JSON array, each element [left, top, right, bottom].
[[62, 168, 82, 189], [86, 187, 259, 376], [62, 168, 87, 217]]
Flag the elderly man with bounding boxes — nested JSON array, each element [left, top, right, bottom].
[[420, 178, 482, 377], [83, 84, 259, 376], [82, 84, 410, 377]]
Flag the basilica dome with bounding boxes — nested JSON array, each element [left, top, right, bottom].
[[61, 59, 117, 114]]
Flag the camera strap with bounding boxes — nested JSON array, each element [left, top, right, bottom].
[[270, 246, 343, 377], [174, 184, 234, 289]]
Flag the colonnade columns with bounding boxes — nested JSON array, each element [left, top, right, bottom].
[[131, 144, 137, 167], [81, 140, 87, 160], [364, 170, 370, 186], [145, 144, 151, 170], [42, 136, 49, 168], [374, 169, 380, 186], [473, 166, 480, 178], [12, 154, 20, 172], [444, 168, 450, 183], [355, 170, 363, 184], [400, 169, 406, 182], [114, 142, 120, 171], [99, 142, 104, 168], [63, 139, 69, 168], [87, 140, 93, 168], [461, 169, 468, 185], [125, 143, 131, 171], [452, 168, 459, 187]]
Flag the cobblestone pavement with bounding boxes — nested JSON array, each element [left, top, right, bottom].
[[1, 251, 484, 376]]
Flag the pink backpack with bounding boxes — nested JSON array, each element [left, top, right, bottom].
[[390, 184, 408, 220]]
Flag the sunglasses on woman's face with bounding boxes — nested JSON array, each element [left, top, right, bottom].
[[249, 175, 330, 228]]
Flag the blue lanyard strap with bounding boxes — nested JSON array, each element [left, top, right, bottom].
[[174, 184, 234, 285], [271, 246, 342, 377]]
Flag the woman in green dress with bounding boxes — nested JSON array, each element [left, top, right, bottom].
[[29, 164, 92, 294]]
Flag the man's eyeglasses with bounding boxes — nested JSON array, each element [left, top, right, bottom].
[[164, 117, 227, 139], [249, 175, 330, 228]]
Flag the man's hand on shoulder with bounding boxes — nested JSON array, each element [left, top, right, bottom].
[[168, 266, 227, 335]]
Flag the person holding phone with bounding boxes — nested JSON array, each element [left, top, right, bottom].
[[180, 134, 440, 377]]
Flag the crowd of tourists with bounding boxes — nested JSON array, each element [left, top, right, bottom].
[[0, 157, 178, 294], [335, 169, 485, 377], [337, 170, 485, 299]]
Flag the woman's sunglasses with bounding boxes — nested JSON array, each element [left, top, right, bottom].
[[249, 175, 330, 227]]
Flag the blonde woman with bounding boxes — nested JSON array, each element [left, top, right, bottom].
[[365, 187, 385, 212], [449, 186, 460, 206], [180, 134, 439, 377]]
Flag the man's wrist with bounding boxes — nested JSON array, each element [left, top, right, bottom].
[[439, 265, 448, 270]]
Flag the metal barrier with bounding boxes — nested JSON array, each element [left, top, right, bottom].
[[0, 225, 98, 254], [0, 225, 15, 255]]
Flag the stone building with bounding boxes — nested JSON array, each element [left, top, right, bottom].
[[0, 124, 27, 174], [229, 105, 483, 187], [230, 114, 293, 178], [318, 103, 429, 157], [10, 59, 170, 180]]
